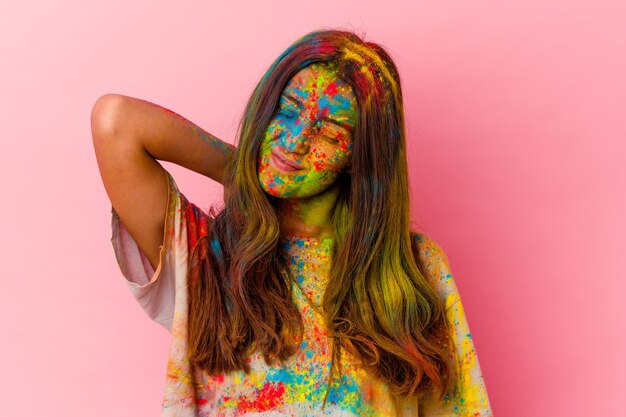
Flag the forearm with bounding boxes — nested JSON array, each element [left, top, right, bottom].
[[105, 93, 237, 185]]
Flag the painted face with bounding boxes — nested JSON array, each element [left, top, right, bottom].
[[258, 63, 358, 199]]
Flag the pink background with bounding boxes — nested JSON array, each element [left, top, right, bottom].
[[1, 1, 624, 416]]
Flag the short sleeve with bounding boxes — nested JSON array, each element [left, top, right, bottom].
[[110, 168, 211, 333], [414, 234, 493, 417]]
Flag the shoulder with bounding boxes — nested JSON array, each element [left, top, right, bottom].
[[412, 232, 451, 273], [411, 232, 458, 304]]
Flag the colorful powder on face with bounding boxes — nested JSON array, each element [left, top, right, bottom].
[[257, 64, 357, 201]]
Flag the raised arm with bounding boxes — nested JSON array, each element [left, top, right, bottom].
[[90, 94, 236, 270]]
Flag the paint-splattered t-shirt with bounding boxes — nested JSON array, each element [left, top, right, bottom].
[[110, 168, 493, 416]]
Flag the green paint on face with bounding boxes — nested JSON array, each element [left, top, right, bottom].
[[258, 63, 357, 200]]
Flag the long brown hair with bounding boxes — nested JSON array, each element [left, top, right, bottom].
[[187, 28, 457, 405]]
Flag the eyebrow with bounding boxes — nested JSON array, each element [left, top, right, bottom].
[[281, 93, 355, 132]]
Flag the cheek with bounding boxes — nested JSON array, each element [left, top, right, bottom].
[[310, 144, 352, 172], [260, 124, 281, 156], [264, 125, 278, 142], [267, 117, 294, 136], [263, 119, 282, 141]]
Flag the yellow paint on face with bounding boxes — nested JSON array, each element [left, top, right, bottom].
[[258, 63, 358, 199]]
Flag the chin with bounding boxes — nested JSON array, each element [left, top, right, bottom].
[[259, 181, 288, 199], [262, 185, 305, 200], [264, 188, 283, 198]]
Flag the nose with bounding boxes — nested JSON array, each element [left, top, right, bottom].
[[279, 121, 317, 154]]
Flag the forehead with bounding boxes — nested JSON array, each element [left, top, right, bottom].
[[282, 64, 357, 110]]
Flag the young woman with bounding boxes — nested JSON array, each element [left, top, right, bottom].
[[92, 29, 492, 416]]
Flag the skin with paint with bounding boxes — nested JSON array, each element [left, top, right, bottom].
[[257, 63, 358, 239]]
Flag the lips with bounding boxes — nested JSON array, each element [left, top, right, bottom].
[[271, 151, 303, 170]]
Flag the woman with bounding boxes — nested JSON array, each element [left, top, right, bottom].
[[92, 29, 492, 416]]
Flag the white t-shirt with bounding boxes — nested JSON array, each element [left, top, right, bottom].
[[110, 168, 492, 416]]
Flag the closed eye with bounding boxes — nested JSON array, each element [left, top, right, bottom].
[[277, 109, 298, 120], [322, 134, 340, 143], [318, 126, 346, 143]]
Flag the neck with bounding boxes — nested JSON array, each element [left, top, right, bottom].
[[277, 181, 341, 239]]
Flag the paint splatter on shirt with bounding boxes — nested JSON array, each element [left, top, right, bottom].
[[110, 168, 493, 416]]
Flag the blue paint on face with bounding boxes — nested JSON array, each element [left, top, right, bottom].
[[257, 63, 358, 200]]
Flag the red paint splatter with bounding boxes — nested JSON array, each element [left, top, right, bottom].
[[362, 382, 374, 403], [323, 82, 338, 97], [183, 195, 210, 253], [353, 71, 370, 95], [237, 381, 285, 412]]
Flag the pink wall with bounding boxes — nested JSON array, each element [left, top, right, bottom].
[[1, 1, 624, 416]]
